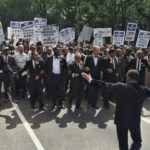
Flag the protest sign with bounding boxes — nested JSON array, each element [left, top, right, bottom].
[[136, 30, 150, 48], [43, 25, 59, 37], [34, 18, 47, 36], [80, 26, 93, 41], [21, 21, 34, 39], [93, 31, 103, 48], [10, 21, 23, 39], [113, 30, 125, 46], [0, 22, 4, 44], [60, 28, 74, 44], [10, 21, 21, 29], [42, 25, 59, 46], [42, 36, 58, 47], [68, 28, 75, 40], [94, 28, 112, 37], [125, 22, 137, 41]]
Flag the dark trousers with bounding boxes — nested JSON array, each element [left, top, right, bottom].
[[116, 125, 142, 150], [0, 74, 4, 99], [15, 75, 27, 98], [4, 77, 16, 99], [69, 80, 84, 107], [29, 80, 44, 109], [102, 90, 113, 107], [50, 74, 65, 106], [87, 83, 99, 107]]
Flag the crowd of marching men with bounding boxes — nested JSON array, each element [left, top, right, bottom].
[[0, 40, 150, 111]]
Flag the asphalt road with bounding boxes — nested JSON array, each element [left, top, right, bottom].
[[0, 96, 150, 150]]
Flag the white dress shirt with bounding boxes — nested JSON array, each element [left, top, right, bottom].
[[109, 56, 115, 69], [93, 55, 98, 66], [3, 55, 8, 63], [66, 52, 75, 65], [136, 59, 141, 71], [52, 56, 61, 74], [14, 52, 29, 76], [14, 52, 29, 69]]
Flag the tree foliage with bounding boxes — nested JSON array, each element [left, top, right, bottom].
[[0, 0, 150, 34]]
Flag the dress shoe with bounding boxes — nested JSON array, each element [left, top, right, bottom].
[[39, 107, 46, 111]]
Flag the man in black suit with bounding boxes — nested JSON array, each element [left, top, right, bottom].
[[42, 46, 53, 62], [68, 52, 84, 110], [45, 47, 68, 109], [0, 54, 14, 104], [127, 50, 150, 85], [17, 51, 45, 110], [101, 48, 118, 108], [82, 69, 150, 150], [2, 47, 18, 102], [84, 47, 102, 109]]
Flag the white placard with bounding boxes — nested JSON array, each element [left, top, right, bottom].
[[42, 36, 58, 47], [34, 18, 47, 36], [34, 18, 47, 26], [136, 30, 150, 48], [43, 25, 59, 37], [113, 30, 125, 46], [94, 28, 112, 37], [125, 22, 137, 41], [93, 31, 103, 48], [21, 21, 34, 30], [21, 21, 34, 39], [80, 26, 93, 41], [60, 28, 74, 44], [42, 25, 59, 46], [68, 28, 75, 40], [0, 22, 4, 44], [10, 21, 23, 39], [10, 21, 21, 29]]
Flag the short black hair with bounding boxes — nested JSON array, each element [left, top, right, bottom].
[[126, 69, 139, 81], [109, 48, 115, 54]]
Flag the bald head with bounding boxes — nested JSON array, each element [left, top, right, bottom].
[[136, 50, 144, 59], [92, 47, 100, 56], [17, 44, 24, 54], [75, 52, 81, 63], [126, 69, 139, 83]]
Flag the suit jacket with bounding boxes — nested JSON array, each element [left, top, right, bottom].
[[69, 62, 84, 84], [4, 55, 18, 72], [127, 58, 150, 84], [0, 55, 13, 79], [84, 55, 102, 80], [44, 56, 68, 79], [42, 53, 52, 62], [128, 58, 150, 72], [101, 56, 118, 82], [91, 79, 150, 128], [18, 60, 44, 80]]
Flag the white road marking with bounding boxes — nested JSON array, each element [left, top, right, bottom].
[[10, 100, 45, 150], [109, 101, 150, 125]]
